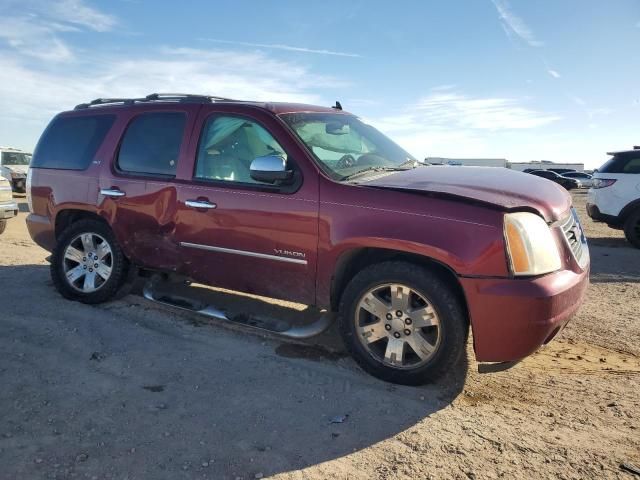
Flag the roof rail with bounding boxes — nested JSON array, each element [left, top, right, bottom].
[[74, 93, 237, 110]]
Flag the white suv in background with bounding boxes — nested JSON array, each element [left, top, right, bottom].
[[0, 147, 31, 193], [0, 177, 18, 234], [587, 147, 640, 248]]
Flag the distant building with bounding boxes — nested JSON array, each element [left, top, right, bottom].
[[425, 157, 508, 168], [425, 157, 584, 172]]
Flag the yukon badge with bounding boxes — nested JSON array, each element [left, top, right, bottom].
[[274, 248, 306, 259]]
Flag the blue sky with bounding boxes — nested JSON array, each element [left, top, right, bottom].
[[1, 0, 639, 168]]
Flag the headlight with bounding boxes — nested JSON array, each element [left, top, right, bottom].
[[504, 212, 562, 276]]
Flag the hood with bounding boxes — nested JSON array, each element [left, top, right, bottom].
[[363, 166, 571, 222]]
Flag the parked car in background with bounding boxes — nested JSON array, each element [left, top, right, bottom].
[[0, 147, 31, 193], [0, 177, 18, 234], [547, 168, 577, 175], [26, 93, 590, 385], [562, 171, 593, 188], [587, 147, 640, 248], [528, 170, 580, 190]]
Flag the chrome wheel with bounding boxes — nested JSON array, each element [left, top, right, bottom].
[[62, 233, 113, 293], [354, 283, 441, 369]]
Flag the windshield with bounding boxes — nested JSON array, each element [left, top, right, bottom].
[[280, 113, 416, 180], [2, 151, 32, 166]]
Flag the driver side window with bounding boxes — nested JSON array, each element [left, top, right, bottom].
[[194, 116, 287, 184]]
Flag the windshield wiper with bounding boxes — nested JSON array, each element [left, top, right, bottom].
[[396, 158, 421, 169], [340, 158, 423, 182], [340, 166, 404, 182]]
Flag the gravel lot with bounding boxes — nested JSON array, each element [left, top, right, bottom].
[[0, 191, 638, 480]]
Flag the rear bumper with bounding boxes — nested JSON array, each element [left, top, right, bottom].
[[26, 213, 56, 252], [586, 202, 620, 226], [461, 267, 589, 362], [0, 201, 18, 219]]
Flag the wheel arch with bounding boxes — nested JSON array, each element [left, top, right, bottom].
[[619, 198, 640, 223], [329, 247, 469, 323], [54, 208, 110, 241]]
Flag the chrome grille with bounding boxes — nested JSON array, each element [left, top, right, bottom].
[[560, 209, 587, 264]]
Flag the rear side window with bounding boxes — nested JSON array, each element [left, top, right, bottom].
[[623, 157, 640, 173], [600, 154, 640, 174], [31, 115, 115, 170], [117, 113, 186, 176]]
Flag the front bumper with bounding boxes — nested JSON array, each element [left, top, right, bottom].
[[0, 201, 18, 219], [461, 267, 589, 362], [11, 177, 26, 191]]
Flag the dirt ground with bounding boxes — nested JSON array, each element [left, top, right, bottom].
[[0, 191, 638, 480]]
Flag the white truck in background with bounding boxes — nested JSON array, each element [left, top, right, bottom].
[[0, 147, 32, 193], [0, 176, 18, 234]]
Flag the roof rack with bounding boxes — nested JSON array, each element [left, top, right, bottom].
[[74, 93, 236, 110]]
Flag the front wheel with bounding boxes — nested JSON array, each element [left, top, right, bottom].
[[624, 210, 640, 249], [51, 219, 128, 304], [0, 220, 6, 235], [338, 261, 468, 385]]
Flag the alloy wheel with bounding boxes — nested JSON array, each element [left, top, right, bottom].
[[354, 283, 441, 369], [62, 233, 113, 293]]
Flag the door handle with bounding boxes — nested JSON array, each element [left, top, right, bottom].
[[100, 188, 126, 197], [185, 199, 217, 209]]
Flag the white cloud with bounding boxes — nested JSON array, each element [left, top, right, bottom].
[[44, 0, 116, 32], [365, 89, 560, 161], [414, 91, 560, 130], [0, 17, 75, 61], [491, 0, 543, 47], [568, 95, 613, 120], [0, 0, 116, 62], [570, 95, 586, 107], [547, 69, 561, 78], [0, 2, 351, 150], [202, 39, 361, 58], [0, 46, 346, 150]]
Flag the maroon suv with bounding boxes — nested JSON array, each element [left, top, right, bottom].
[[26, 94, 590, 385]]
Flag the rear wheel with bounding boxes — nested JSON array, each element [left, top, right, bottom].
[[51, 219, 128, 303], [623, 209, 640, 249], [0, 220, 6, 235], [338, 261, 468, 385]]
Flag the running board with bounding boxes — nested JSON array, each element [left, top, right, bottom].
[[142, 278, 335, 339]]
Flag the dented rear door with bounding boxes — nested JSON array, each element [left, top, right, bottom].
[[98, 104, 200, 270]]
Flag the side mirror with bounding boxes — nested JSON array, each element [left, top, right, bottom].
[[249, 155, 293, 184]]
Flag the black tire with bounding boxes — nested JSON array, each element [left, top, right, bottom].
[[338, 261, 468, 385], [51, 219, 128, 304], [0, 220, 6, 235], [623, 209, 640, 249]]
